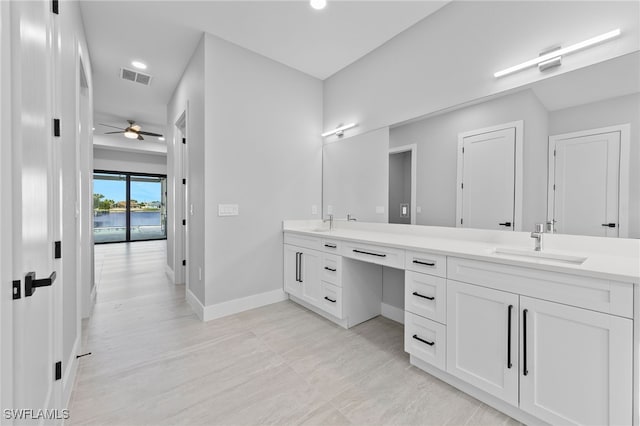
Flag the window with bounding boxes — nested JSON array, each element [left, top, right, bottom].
[[93, 171, 167, 243]]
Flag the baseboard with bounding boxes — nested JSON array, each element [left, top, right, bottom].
[[82, 285, 97, 319], [381, 303, 404, 324], [186, 288, 205, 321], [62, 337, 79, 409], [201, 289, 288, 322], [165, 264, 175, 284]]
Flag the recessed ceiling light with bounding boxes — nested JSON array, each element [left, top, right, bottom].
[[131, 60, 147, 70], [310, 0, 326, 10]]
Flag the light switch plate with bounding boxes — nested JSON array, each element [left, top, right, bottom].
[[311, 205, 318, 215], [218, 204, 239, 216], [376, 206, 385, 214]]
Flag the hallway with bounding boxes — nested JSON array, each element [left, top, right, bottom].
[[68, 241, 517, 425]]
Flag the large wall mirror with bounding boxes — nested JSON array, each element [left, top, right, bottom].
[[323, 52, 640, 238]]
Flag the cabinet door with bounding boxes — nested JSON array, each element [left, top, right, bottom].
[[446, 280, 519, 405], [300, 248, 322, 307], [520, 296, 632, 426], [283, 245, 302, 298]]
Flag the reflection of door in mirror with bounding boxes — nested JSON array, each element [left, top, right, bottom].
[[456, 121, 523, 231], [388, 144, 416, 225], [548, 125, 629, 237]]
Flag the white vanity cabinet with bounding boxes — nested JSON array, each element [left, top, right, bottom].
[[446, 258, 633, 425], [519, 296, 632, 426], [446, 280, 519, 406], [283, 244, 322, 306]]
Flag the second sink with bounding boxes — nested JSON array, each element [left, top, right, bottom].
[[492, 247, 587, 265]]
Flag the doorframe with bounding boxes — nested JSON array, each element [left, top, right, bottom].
[[174, 106, 188, 288], [547, 124, 630, 238], [0, 0, 13, 414], [456, 120, 524, 231], [388, 144, 417, 225]]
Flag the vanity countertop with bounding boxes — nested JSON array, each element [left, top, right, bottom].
[[283, 220, 640, 283]]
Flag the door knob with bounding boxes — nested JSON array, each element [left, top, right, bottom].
[[601, 223, 616, 228], [498, 222, 512, 227], [24, 271, 56, 297]]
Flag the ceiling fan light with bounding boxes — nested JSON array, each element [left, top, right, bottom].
[[310, 0, 326, 10], [124, 130, 138, 139], [131, 60, 147, 70]]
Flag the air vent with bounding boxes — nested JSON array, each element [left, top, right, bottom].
[[120, 68, 152, 86]]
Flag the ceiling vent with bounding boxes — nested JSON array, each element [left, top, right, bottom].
[[120, 67, 152, 86]]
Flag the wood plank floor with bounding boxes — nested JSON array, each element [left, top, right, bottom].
[[69, 240, 519, 425]]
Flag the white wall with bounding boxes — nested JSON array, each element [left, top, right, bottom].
[[202, 33, 323, 307], [324, 1, 639, 140], [167, 36, 205, 301], [549, 93, 640, 238], [93, 147, 167, 175], [323, 127, 389, 222], [390, 89, 549, 231]]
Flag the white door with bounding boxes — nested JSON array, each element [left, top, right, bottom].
[[550, 130, 622, 237], [300, 249, 322, 308], [520, 296, 632, 425], [458, 124, 520, 231], [11, 0, 62, 417], [446, 280, 519, 405]]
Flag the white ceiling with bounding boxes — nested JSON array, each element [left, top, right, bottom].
[[80, 0, 449, 136]]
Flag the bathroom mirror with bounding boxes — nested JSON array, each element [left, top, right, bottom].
[[322, 52, 640, 238]]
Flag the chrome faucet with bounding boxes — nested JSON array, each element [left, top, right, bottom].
[[323, 214, 334, 231], [545, 220, 556, 234], [531, 223, 544, 251], [347, 214, 357, 221]]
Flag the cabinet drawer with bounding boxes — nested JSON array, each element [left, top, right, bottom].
[[321, 239, 341, 254], [321, 253, 342, 286], [405, 271, 446, 324], [447, 257, 634, 318], [405, 250, 446, 278], [284, 233, 322, 251], [404, 312, 446, 370], [342, 241, 405, 269], [320, 281, 343, 319]]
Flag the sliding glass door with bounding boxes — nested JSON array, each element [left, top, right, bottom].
[[93, 171, 167, 243]]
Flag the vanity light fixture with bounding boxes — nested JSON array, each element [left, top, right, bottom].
[[310, 0, 327, 10], [321, 123, 357, 138], [494, 28, 621, 78]]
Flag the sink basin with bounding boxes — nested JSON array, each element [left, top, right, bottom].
[[492, 247, 587, 265], [311, 228, 331, 233]]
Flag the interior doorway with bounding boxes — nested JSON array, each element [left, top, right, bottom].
[[388, 144, 417, 225]]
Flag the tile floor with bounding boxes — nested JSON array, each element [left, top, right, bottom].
[[69, 240, 519, 425]]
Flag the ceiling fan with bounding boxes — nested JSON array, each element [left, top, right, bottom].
[[100, 120, 163, 141]]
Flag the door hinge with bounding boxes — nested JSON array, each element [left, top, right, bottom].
[[54, 241, 61, 259], [182, 178, 186, 185], [462, 147, 465, 154], [52, 0, 59, 15], [182, 138, 186, 144], [461, 183, 464, 189], [182, 260, 186, 266], [12, 280, 21, 300], [553, 149, 556, 157], [182, 219, 186, 226], [553, 184, 556, 190], [55, 361, 62, 380], [460, 218, 463, 225], [53, 118, 61, 137]]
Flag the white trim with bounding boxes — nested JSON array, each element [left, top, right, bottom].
[[547, 124, 630, 238], [186, 288, 204, 321], [456, 120, 524, 231], [381, 303, 404, 324], [62, 336, 79, 409], [201, 289, 288, 322], [389, 144, 417, 225], [165, 264, 175, 284]]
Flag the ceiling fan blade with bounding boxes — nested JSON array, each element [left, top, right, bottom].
[[138, 131, 163, 137], [137, 134, 144, 141], [99, 123, 126, 130], [104, 131, 125, 134]]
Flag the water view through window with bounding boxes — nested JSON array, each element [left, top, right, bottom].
[[93, 171, 167, 243]]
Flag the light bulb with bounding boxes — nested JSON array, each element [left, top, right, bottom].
[[124, 131, 138, 139], [310, 0, 326, 10]]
